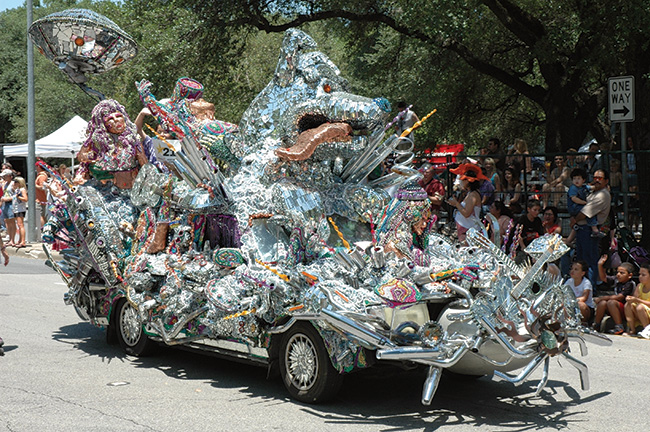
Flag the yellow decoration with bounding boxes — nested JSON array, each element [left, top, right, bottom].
[[328, 217, 351, 250], [223, 308, 257, 321], [145, 123, 176, 151], [255, 259, 290, 282], [431, 267, 464, 281], [399, 109, 437, 138]]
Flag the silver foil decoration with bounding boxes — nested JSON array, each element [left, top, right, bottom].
[[45, 28, 609, 407], [29, 9, 137, 84]]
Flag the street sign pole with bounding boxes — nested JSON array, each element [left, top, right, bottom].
[[27, 0, 37, 243], [621, 123, 627, 220], [608, 76, 635, 224]]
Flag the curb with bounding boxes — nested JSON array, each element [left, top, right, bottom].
[[3, 242, 61, 261]]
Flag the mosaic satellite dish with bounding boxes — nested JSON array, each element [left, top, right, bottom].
[[28, 8, 138, 99]]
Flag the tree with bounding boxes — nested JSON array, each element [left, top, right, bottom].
[[178, 0, 647, 151], [180, 0, 650, 246]]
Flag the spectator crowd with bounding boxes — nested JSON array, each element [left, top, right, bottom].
[[419, 136, 649, 338]]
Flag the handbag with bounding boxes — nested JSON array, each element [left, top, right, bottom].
[[609, 250, 622, 268]]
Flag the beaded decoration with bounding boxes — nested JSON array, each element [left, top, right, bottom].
[[213, 248, 245, 268], [374, 278, 422, 308]]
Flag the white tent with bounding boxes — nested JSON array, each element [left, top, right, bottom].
[[3, 115, 87, 158]]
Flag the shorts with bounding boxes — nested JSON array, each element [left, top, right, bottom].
[[36, 201, 47, 219], [1, 202, 14, 220], [614, 300, 625, 316], [14, 211, 25, 219]]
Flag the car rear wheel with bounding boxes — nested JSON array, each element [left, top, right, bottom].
[[115, 298, 156, 356], [279, 322, 343, 403]]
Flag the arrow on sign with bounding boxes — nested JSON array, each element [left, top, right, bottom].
[[613, 106, 630, 117]]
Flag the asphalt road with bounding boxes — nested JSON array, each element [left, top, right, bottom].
[[1, 257, 649, 431]]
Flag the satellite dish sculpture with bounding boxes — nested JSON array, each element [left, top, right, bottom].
[[28, 8, 137, 100]]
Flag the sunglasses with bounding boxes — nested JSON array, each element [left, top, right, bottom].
[[593, 176, 604, 180]]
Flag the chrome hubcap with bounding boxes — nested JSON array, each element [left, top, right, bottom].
[[285, 333, 318, 391], [119, 302, 141, 347]]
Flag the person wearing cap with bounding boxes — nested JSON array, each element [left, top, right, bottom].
[[447, 163, 487, 243]]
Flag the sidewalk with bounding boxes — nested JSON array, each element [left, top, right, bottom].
[[3, 242, 61, 261]]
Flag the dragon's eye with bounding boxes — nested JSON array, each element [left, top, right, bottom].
[[323, 84, 331, 93]]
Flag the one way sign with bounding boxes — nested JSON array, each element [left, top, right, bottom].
[[609, 76, 635, 122]]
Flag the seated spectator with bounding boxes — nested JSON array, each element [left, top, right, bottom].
[[542, 154, 571, 208], [564, 260, 595, 325], [580, 142, 602, 182], [487, 137, 506, 173], [501, 166, 522, 210], [593, 256, 635, 334], [507, 138, 532, 176], [542, 206, 562, 235], [566, 148, 578, 170], [483, 157, 502, 192], [623, 262, 650, 338], [418, 165, 445, 214]]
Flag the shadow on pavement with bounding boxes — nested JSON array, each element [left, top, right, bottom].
[[51, 321, 610, 430]]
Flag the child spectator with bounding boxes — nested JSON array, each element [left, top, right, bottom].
[[11, 177, 28, 248], [564, 260, 595, 325], [564, 168, 600, 245], [593, 255, 636, 334], [623, 262, 650, 338]]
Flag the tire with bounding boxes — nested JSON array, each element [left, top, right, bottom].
[[279, 322, 343, 403], [115, 298, 156, 356]]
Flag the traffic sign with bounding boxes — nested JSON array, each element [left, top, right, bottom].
[[608, 76, 635, 122]]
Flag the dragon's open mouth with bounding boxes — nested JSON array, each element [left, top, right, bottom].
[[275, 113, 371, 161]]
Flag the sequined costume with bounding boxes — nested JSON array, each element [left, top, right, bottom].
[[376, 182, 434, 266], [76, 99, 166, 189]]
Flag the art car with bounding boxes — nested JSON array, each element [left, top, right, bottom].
[[32, 9, 611, 404]]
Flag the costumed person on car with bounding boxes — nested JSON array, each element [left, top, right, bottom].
[[377, 181, 435, 266], [74, 99, 166, 189]]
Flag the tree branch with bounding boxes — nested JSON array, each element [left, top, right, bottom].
[[229, 6, 548, 104], [480, 0, 546, 47]]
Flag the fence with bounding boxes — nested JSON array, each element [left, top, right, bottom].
[[430, 148, 648, 237]]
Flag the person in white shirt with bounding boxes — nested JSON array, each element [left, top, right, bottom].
[[565, 260, 595, 325], [394, 102, 420, 144]]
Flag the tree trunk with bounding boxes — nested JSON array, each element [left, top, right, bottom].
[[543, 91, 601, 153]]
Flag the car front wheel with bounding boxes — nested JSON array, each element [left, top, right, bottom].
[[279, 322, 343, 403], [115, 298, 156, 356]]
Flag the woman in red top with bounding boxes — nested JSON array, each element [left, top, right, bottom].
[[542, 206, 562, 235]]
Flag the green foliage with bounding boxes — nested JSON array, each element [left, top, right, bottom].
[[1, 0, 650, 155]]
